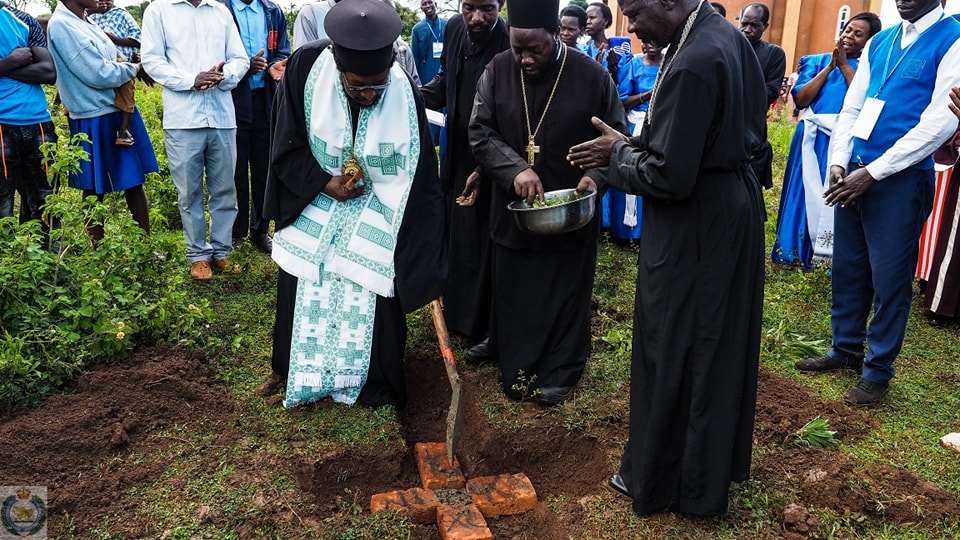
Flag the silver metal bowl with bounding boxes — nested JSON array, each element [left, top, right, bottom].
[[507, 188, 597, 235]]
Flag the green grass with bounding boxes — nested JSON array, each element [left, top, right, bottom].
[[28, 87, 960, 538]]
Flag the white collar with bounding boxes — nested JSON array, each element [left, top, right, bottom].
[[904, 5, 944, 35]]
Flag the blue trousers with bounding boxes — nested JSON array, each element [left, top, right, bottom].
[[830, 166, 934, 384]]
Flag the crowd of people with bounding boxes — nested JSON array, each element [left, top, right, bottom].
[[3, 0, 960, 520]]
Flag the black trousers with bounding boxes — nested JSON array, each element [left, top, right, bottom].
[[233, 92, 269, 238]]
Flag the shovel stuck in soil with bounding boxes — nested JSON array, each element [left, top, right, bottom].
[[429, 299, 463, 466]]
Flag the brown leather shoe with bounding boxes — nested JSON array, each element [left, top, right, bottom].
[[212, 256, 241, 274], [255, 373, 286, 397], [190, 260, 212, 281]]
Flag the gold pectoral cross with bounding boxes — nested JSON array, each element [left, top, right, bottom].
[[526, 135, 540, 166]]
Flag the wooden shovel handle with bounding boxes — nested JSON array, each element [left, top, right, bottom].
[[429, 299, 457, 370]]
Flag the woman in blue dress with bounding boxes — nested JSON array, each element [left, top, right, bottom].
[[47, 0, 158, 243], [605, 40, 662, 240], [579, 3, 630, 82], [771, 12, 881, 268], [580, 2, 632, 233]]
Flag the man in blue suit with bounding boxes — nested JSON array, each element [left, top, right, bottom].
[[411, 0, 445, 145]]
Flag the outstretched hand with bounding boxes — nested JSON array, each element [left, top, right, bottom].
[[269, 58, 288, 81], [456, 170, 481, 207], [567, 116, 628, 170]]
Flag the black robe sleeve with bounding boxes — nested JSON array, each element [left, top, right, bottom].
[[394, 81, 447, 314], [758, 41, 786, 106], [606, 68, 717, 200], [419, 55, 446, 110]]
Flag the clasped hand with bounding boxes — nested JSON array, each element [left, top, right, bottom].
[[248, 50, 267, 75], [5, 47, 33, 69], [823, 165, 875, 207], [194, 62, 225, 90]]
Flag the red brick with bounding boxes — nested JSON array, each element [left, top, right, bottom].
[[466, 473, 537, 518], [370, 487, 440, 525], [436, 503, 492, 540], [415, 442, 466, 490]]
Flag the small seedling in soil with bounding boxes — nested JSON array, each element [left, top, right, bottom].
[[511, 371, 541, 402], [785, 416, 838, 448]]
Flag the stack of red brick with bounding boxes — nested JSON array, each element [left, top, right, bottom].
[[370, 442, 538, 539]]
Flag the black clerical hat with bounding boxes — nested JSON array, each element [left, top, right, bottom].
[[508, 0, 561, 29], [325, 0, 401, 75]]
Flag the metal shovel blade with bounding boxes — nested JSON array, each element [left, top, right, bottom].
[[429, 300, 463, 466]]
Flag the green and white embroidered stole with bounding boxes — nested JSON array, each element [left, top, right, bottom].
[[273, 47, 420, 407]]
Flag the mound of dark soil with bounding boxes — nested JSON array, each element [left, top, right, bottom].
[[0, 348, 235, 533]]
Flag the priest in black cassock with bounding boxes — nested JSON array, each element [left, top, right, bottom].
[[467, 0, 627, 406], [419, 0, 509, 347], [568, 0, 766, 517], [259, 0, 445, 409]]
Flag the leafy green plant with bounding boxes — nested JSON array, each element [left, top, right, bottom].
[[600, 321, 633, 355], [785, 416, 839, 448], [510, 370, 541, 401], [0, 125, 211, 412]]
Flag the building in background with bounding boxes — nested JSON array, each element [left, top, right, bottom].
[[610, 0, 959, 74]]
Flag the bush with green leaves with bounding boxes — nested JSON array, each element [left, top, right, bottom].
[[0, 128, 212, 413]]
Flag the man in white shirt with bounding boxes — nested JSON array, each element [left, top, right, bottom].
[[141, 0, 250, 281], [796, 0, 960, 405], [292, 0, 338, 50]]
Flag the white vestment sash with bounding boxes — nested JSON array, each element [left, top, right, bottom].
[[273, 48, 420, 407]]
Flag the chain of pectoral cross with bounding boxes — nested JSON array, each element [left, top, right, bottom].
[[520, 44, 568, 167]]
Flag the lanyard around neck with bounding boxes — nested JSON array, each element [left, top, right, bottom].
[[427, 18, 441, 41], [876, 12, 945, 97]]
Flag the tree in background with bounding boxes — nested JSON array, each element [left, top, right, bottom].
[[125, 0, 150, 24], [393, 1, 419, 42], [283, 2, 299, 40]]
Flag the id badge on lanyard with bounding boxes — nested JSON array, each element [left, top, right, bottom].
[[855, 15, 944, 141], [432, 42, 443, 59], [851, 97, 885, 140]]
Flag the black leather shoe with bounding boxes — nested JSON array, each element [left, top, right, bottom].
[[795, 352, 862, 373], [844, 377, 888, 406], [231, 237, 246, 250], [608, 474, 632, 500], [536, 385, 574, 406], [464, 338, 490, 364], [250, 231, 273, 254], [929, 314, 955, 328]]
